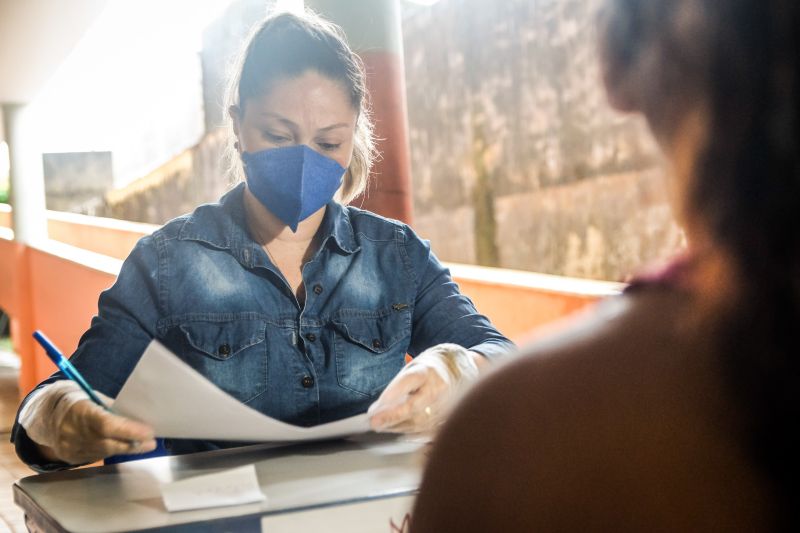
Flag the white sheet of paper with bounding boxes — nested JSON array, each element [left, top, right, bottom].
[[113, 340, 371, 441], [161, 464, 266, 512]]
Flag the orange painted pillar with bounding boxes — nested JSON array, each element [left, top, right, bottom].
[[306, 0, 414, 224], [0, 238, 39, 395], [10, 247, 39, 395]]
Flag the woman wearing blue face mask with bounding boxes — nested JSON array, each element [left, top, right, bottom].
[[11, 10, 513, 470]]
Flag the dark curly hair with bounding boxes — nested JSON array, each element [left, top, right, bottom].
[[601, 0, 799, 527]]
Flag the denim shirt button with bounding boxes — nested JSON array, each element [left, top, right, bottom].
[[301, 375, 315, 388], [305, 333, 316, 342], [372, 339, 382, 349], [313, 284, 324, 295], [218, 344, 231, 357]]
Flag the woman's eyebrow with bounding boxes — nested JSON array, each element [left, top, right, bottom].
[[318, 123, 349, 132], [257, 113, 348, 133], [259, 112, 297, 127]]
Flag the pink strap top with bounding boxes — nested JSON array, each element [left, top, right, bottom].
[[625, 252, 696, 294]]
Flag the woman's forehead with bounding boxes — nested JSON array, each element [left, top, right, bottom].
[[243, 71, 357, 126]]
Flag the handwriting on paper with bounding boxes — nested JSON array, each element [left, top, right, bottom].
[[160, 464, 266, 512]]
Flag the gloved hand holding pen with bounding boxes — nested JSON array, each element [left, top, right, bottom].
[[18, 380, 157, 465]]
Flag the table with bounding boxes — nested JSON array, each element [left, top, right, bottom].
[[13, 434, 425, 532]]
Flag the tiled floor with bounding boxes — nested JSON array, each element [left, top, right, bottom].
[[0, 353, 29, 533]]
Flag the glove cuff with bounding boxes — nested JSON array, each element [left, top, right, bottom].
[[411, 343, 479, 386], [18, 381, 89, 449]]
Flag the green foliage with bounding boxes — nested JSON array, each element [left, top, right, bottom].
[[0, 188, 7, 204]]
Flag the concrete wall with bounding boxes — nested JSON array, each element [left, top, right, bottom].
[[99, 130, 230, 224], [42, 151, 113, 215], [96, 0, 270, 225], [402, 0, 683, 280], [201, 0, 273, 132]]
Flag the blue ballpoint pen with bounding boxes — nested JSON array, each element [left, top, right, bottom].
[[32, 330, 111, 411]]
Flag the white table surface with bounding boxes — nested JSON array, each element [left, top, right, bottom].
[[14, 434, 426, 533]]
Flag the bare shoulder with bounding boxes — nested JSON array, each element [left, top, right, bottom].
[[412, 290, 775, 532], [470, 289, 707, 417]]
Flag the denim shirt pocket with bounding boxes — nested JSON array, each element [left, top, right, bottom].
[[172, 316, 268, 404], [332, 306, 411, 397]]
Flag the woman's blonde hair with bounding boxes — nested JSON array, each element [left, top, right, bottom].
[[223, 10, 376, 203]]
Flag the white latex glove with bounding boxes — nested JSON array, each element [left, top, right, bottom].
[[368, 343, 480, 434], [18, 380, 157, 465]]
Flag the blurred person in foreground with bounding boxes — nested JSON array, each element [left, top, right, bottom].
[[11, 10, 512, 471], [412, 0, 798, 530]]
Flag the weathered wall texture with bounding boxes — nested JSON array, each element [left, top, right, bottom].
[[100, 130, 230, 224], [96, 0, 268, 225], [402, 0, 683, 280], [42, 151, 113, 215], [201, 0, 272, 132]]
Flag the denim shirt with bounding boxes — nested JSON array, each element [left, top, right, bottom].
[[13, 183, 512, 465]]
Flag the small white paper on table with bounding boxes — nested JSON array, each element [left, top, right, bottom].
[[112, 340, 370, 441], [161, 464, 265, 512]]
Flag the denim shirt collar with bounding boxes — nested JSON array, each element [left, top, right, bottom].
[[321, 200, 360, 254], [177, 183, 359, 265]]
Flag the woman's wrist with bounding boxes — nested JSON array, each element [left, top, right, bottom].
[[36, 442, 62, 462], [468, 350, 490, 373]]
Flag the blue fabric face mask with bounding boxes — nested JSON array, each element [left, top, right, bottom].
[[242, 145, 346, 232]]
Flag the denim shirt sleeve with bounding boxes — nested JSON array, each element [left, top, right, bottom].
[[11, 235, 161, 470], [66, 234, 161, 395], [403, 227, 515, 360]]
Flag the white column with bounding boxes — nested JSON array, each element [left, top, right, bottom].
[[2, 104, 47, 245], [0, 107, 8, 195]]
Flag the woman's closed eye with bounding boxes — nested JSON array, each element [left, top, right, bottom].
[[317, 141, 342, 152], [263, 131, 292, 144]]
